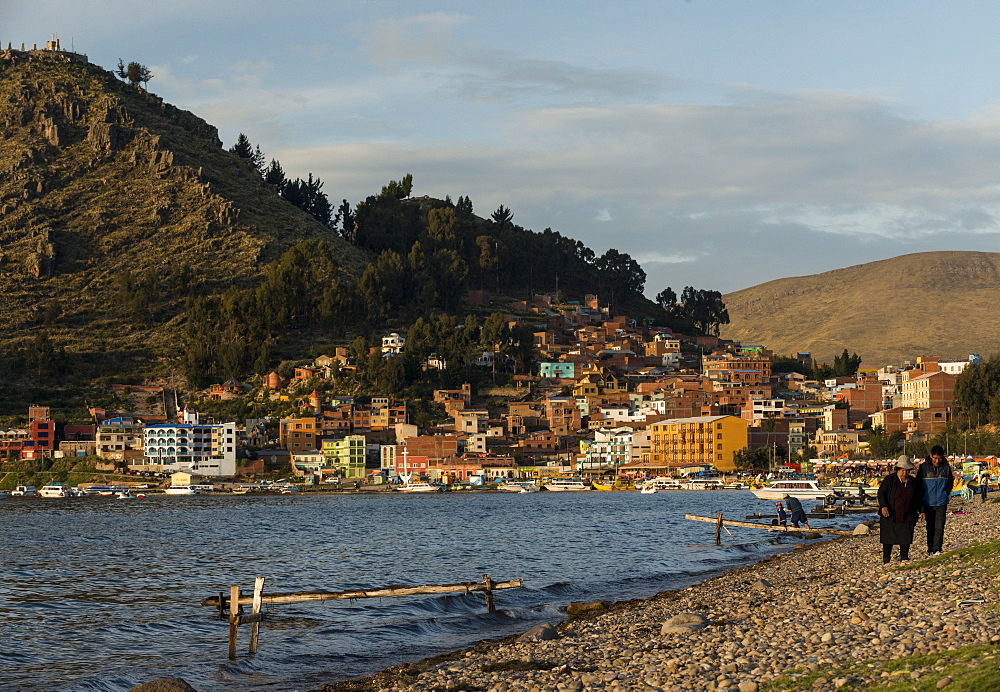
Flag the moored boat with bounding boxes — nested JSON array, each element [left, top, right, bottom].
[[39, 483, 73, 498], [751, 479, 828, 501], [542, 478, 591, 491], [10, 484, 37, 496], [639, 484, 657, 494], [497, 480, 539, 492], [163, 485, 202, 495], [397, 481, 439, 492]]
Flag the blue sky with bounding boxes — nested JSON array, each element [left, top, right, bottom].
[[8, 1, 1000, 295]]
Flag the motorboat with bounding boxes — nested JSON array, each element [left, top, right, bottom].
[[639, 477, 683, 491], [397, 481, 439, 493], [751, 479, 828, 501], [163, 485, 202, 495], [542, 478, 591, 491], [497, 481, 539, 492], [590, 481, 614, 491], [39, 483, 73, 498], [10, 484, 37, 496], [683, 478, 725, 490], [639, 484, 657, 494]]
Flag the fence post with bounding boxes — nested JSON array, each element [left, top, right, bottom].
[[715, 513, 724, 545], [481, 574, 495, 613], [249, 577, 264, 655], [228, 585, 241, 660]]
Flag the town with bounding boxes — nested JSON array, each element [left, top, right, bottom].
[[0, 291, 983, 493]]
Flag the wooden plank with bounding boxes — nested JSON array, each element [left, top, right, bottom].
[[249, 576, 264, 655], [236, 613, 266, 625], [685, 514, 856, 536], [201, 578, 524, 607], [228, 585, 240, 660]]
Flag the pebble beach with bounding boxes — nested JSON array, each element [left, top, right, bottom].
[[319, 499, 1000, 692]]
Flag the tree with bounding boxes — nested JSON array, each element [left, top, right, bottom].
[[491, 205, 513, 229], [117, 59, 153, 89], [732, 446, 772, 471], [954, 354, 1000, 426], [594, 249, 645, 312], [230, 134, 264, 174], [867, 425, 904, 459]]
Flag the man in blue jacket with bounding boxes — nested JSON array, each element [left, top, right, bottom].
[[915, 445, 954, 556]]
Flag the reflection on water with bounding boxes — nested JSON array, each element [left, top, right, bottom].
[[0, 491, 858, 691]]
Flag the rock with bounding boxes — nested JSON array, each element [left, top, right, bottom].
[[661, 612, 709, 634], [128, 679, 199, 692], [738, 682, 758, 692], [748, 579, 773, 593], [566, 601, 608, 616], [804, 532, 822, 540], [853, 524, 871, 535], [833, 678, 850, 688], [936, 677, 953, 689], [517, 623, 559, 642]]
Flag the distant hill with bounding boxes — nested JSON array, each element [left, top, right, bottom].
[[0, 47, 368, 379], [720, 251, 1000, 366]]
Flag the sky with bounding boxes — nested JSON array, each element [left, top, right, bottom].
[[7, 0, 1000, 296]]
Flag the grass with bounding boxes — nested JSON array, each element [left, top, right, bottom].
[[893, 539, 1000, 576], [762, 642, 1000, 691]]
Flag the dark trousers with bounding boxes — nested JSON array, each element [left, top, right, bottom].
[[883, 544, 910, 563], [925, 505, 947, 553]]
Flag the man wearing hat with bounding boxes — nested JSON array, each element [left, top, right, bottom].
[[782, 493, 810, 530], [915, 445, 954, 556], [877, 455, 926, 563]]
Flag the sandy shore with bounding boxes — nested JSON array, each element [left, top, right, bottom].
[[318, 498, 1000, 692]]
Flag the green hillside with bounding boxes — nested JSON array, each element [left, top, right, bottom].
[[721, 251, 1000, 366]]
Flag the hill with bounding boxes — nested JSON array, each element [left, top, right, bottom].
[[720, 251, 1000, 366], [0, 47, 368, 380]]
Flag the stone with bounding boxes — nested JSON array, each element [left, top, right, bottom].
[[936, 677, 953, 689], [566, 601, 608, 616], [853, 524, 871, 535], [833, 678, 850, 688], [517, 623, 559, 642], [738, 682, 758, 692], [748, 578, 773, 593], [128, 680, 198, 692]]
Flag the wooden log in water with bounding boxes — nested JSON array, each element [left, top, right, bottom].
[[201, 578, 524, 607], [685, 514, 857, 536], [228, 585, 240, 660]]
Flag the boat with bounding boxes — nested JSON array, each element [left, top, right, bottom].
[[116, 490, 137, 499], [683, 478, 725, 490], [397, 481, 439, 492], [591, 481, 614, 491], [751, 479, 829, 501], [639, 484, 657, 494], [0, 491, 8, 499], [39, 483, 73, 498], [497, 481, 539, 492], [81, 485, 115, 496], [542, 478, 591, 491], [10, 484, 37, 496], [644, 477, 683, 490], [163, 485, 202, 495]]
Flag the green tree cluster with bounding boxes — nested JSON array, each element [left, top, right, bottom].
[[655, 286, 730, 335], [954, 354, 1000, 427]]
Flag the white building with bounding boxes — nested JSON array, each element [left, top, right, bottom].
[[580, 427, 633, 471], [143, 409, 237, 477], [381, 333, 406, 354]]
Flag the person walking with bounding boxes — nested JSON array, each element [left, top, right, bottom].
[[915, 444, 954, 556], [782, 494, 810, 529], [877, 455, 925, 563]]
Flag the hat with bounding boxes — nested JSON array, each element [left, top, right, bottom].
[[895, 455, 914, 470], [782, 493, 790, 499]]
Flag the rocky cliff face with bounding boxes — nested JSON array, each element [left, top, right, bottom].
[[0, 48, 367, 376]]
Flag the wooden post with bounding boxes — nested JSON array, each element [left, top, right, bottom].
[[481, 573, 495, 613], [249, 577, 264, 655], [228, 585, 240, 660], [715, 512, 724, 545], [217, 591, 226, 618]]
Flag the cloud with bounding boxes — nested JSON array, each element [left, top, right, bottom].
[[595, 209, 612, 222]]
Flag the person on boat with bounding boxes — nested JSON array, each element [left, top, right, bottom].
[[782, 494, 811, 529], [877, 455, 925, 564], [914, 445, 954, 556]]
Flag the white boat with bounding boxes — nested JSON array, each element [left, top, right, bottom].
[[683, 478, 725, 490], [542, 478, 591, 491], [163, 485, 202, 495], [398, 481, 439, 493], [639, 484, 657, 494], [497, 481, 539, 492], [39, 483, 73, 498], [116, 490, 137, 499], [640, 477, 683, 491], [751, 479, 828, 501], [10, 484, 37, 496]]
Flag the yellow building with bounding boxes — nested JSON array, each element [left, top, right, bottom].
[[279, 416, 318, 452], [649, 415, 748, 472]]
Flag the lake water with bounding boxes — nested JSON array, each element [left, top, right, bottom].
[[0, 490, 863, 691]]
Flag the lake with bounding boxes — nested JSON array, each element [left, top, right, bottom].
[[0, 490, 861, 691]]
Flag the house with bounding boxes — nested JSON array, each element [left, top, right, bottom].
[[279, 416, 319, 452], [381, 333, 406, 354], [143, 410, 237, 476], [648, 415, 748, 472], [321, 435, 367, 478]]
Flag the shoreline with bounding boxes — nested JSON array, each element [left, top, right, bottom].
[[313, 499, 1000, 692]]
